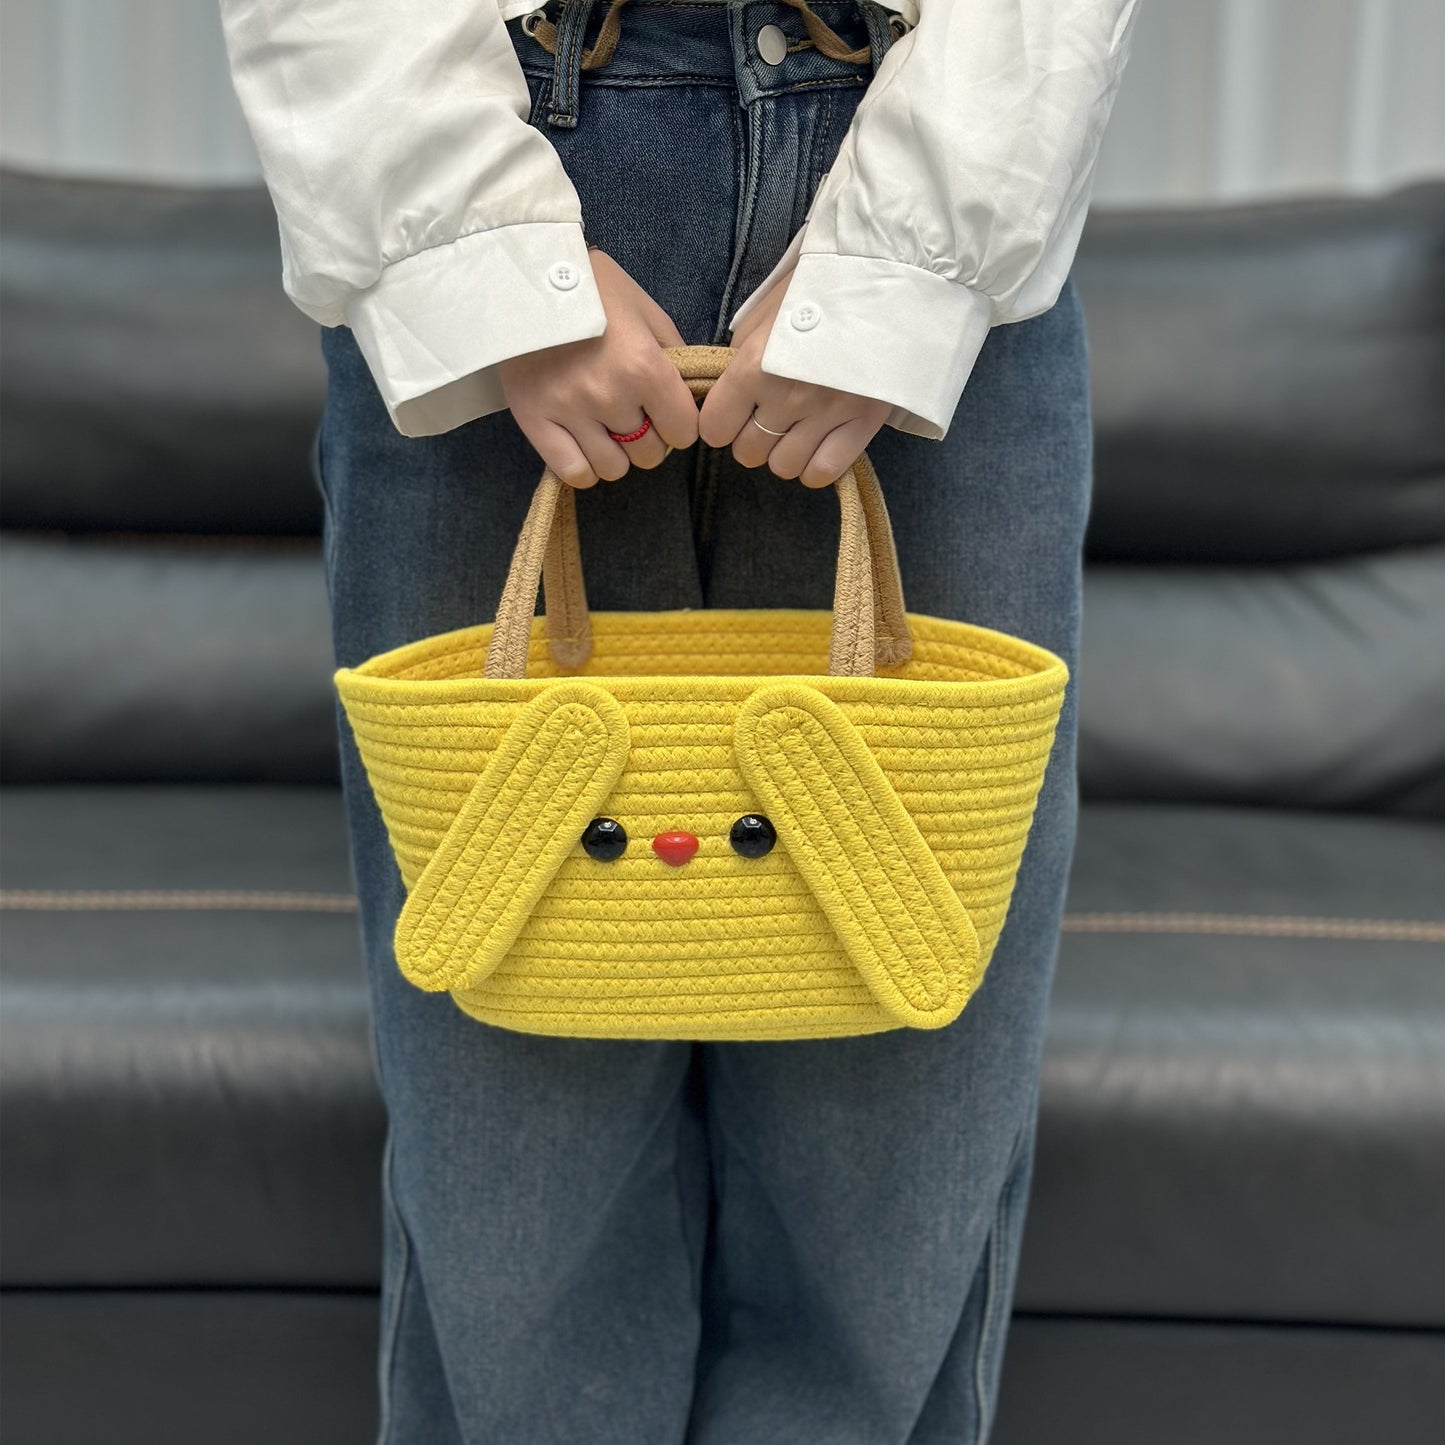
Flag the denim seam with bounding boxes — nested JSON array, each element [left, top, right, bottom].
[[519, 71, 868, 93], [376, 1131, 412, 1444], [674, 1052, 707, 1314], [715, 84, 764, 341], [743, 74, 870, 97], [692, 441, 723, 596], [312, 411, 337, 595], [972, 1114, 1032, 1443], [519, 66, 733, 87], [550, 0, 593, 124], [697, 1046, 733, 1362], [808, 87, 835, 201], [526, 73, 552, 128]]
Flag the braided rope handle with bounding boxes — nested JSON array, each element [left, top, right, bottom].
[[483, 344, 913, 680]]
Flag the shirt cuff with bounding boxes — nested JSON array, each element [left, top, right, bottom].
[[345, 221, 607, 438], [739, 251, 995, 442]]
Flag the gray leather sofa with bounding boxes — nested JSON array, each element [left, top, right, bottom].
[[2, 168, 1443, 1444]]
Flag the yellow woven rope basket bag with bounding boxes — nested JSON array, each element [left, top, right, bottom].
[[335, 345, 1069, 1041]]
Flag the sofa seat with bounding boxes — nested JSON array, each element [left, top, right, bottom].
[[1025, 801, 1445, 1328], [0, 785, 381, 1289], [3, 786, 1442, 1331]]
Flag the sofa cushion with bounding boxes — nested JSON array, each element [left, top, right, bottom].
[[995, 1316, 1445, 1445], [0, 534, 338, 784], [3, 789, 1442, 1328], [1077, 545, 1445, 815], [1025, 803, 1445, 1327], [0, 785, 380, 1288], [1074, 181, 1445, 562], [0, 169, 326, 536], [0, 1292, 380, 1445]]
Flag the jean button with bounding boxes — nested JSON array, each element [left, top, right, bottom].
[[790, 302, 822, 332], [548, 260, 580, 291], [757, 23, 788, 66]]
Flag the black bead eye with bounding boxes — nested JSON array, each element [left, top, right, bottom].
[[581, 818, 627, 861], [729, 814, 776, 858]]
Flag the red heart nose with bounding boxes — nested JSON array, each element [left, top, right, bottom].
[[652, 831, 699, 867]]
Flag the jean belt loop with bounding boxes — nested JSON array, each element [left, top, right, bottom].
[[547, 0, 599, 130], [859, 1, 897, 73]]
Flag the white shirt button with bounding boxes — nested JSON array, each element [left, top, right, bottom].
[[790, 301, 822, 332], [548, 260, 580, 291], [757, 24, 788, 66]]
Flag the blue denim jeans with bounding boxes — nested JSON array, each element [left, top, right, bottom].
[[315, 3, 1092, 1440]]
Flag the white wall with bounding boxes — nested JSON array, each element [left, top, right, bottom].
[[2, 0, 261, 184], [1091, 0, 1445, 203], [2, 0, 1443, 201]]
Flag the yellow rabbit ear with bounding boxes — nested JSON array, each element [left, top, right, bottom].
[[394, 682, 630, 994], [734, 684, 981, 1029]]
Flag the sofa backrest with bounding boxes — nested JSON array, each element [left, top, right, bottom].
[[0, 170, 336, 784], [1, 171, 325, 536], [1074, 183, 1445, 815], [2, 168, 1442, 811]]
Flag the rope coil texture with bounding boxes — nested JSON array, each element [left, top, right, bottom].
[[335, 344, 1070, 1041]]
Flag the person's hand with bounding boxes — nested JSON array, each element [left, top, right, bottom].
[[498, 247, 700, 489], [699, 265, 891, 488]]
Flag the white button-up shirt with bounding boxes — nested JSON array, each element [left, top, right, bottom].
[[218, 0, 1140, 440]]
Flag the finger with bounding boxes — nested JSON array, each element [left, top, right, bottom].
[[798, 415, 880, 489], [731, 407, 801, 471], [756, 412, 838, 481], [602, 408, 672, 472], [574, 420, 633, 483], [527, 416, 600, 490], [641, 365, 702, 452], [624, 427, 672, 471], [697, 364, 763, 449]]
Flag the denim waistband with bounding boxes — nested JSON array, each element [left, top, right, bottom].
[[513, 0, 902, 127]]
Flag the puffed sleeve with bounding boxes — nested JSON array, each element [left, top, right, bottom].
[[727, 0, 1142, 441], [217, 0, 607, 437]]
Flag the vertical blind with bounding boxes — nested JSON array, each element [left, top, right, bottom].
[[2, 0, 1442, 202]]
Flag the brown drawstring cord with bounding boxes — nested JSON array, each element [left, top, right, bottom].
[[525, 0, 631, 69], [524, 0, 876, 69], [776, 0, 872, 63]]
